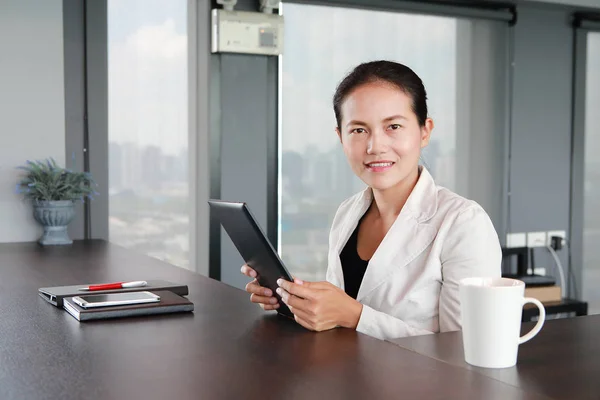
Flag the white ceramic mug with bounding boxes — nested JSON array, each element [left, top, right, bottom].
[[459, 277, 545, 368]]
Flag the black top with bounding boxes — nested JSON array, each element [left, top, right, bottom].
[[340, 220, 369, 300]]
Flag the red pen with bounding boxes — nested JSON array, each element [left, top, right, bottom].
[[78, 280, 148, 291]]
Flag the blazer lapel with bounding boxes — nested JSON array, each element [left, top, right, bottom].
[[327, 188, 372, 289], [356, 167, 438, 302]]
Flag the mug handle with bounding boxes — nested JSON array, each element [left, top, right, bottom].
[[518, 297, 546, 345]]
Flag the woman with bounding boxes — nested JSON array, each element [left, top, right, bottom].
[[241, 60, 502, 340]]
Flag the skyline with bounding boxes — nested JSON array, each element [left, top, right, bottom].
[[108, 0, 187, 156], [107, 0, 459, 156], [281, 3, 456, 153]]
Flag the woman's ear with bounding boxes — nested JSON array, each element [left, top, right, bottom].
[[335, 127, 342, 144], [420, 118, 434, 148]]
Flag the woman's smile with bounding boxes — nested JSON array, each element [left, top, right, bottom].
[[364, 160, 396, 172]]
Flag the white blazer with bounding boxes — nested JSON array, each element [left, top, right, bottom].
[[325, 167, 502, 341]]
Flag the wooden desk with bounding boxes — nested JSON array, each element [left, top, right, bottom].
[[390, 315, 600, 399], [0, 240, 549, 400]]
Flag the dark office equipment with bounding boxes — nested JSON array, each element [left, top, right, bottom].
[[501, 247, 588, 321], [521, 298, 588, 322], [502, 246, 555, 287]]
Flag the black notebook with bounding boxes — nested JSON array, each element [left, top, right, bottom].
[[38, 280, 189, 307], [63, 290, 194, 322]]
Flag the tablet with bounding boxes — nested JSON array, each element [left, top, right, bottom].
[[208, 199, 294, 318]]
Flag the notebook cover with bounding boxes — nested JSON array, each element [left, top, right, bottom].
[[38, 280, 189, 307], [63, 290, 194, 322]]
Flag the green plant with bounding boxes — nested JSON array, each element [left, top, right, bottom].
[[16, 158, 98, 202]]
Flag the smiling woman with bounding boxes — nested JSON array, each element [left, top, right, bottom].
[[241, 60, 502, 340], [333, 62, 433, 197]]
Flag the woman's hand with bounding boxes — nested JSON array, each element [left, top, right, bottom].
[[240, 264, 279, 311], [276, 278, 363, 332]]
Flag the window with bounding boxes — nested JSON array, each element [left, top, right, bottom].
[[107, 0, 189, 268], [582, 32, 600, 314], [279, 3, 507, 281]]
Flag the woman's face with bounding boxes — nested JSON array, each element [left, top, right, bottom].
[[336, 81, 433, 192]]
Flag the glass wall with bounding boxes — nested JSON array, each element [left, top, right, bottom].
[[107, 0, 190, 268], [582, 32, 600, 314], [279, 3, 506, 281]]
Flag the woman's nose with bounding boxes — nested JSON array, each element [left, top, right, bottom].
[[367, 131, 388, 154]]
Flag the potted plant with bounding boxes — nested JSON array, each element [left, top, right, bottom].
[[16, 158, 97, 245]]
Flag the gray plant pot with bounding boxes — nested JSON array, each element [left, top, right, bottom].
[[33, 200, 75, 246]]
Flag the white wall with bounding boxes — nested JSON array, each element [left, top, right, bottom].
[[0, 0, 65, 242]]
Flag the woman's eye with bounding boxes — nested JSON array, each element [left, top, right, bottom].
[[389, 124, 402, 130], [351, 128, 366, 134]]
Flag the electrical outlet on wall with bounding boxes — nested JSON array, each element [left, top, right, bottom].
[[527, 231, 547, 248], [546, 230, 566, 247]]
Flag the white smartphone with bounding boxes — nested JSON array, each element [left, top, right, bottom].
[[72, 291, 161, 308]]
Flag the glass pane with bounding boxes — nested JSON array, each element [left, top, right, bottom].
[[583, 32, 600, 314], [280, 4, 457, 281], [107, 0, 189, 268]]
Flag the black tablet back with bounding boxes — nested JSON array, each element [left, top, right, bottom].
[[208, 199, 294, 318]]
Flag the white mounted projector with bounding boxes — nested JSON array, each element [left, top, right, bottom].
[[211, 9, 284, 56]]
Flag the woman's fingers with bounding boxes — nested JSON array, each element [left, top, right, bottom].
[[250, 293, 279, 305], [241, 264, 281, 311], [246, 279, 277, 307], [240, 264, 257, 278], [259, 302, 280, 311], [245, 280, 273, 297]]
